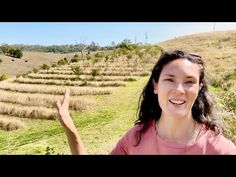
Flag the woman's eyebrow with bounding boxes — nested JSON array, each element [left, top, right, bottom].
[[163, 74, 197, 80], [163, 74, 175, 77], [186, 76, 197, 80]]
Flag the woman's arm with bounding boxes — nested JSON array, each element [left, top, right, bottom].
[[56, 88, 87, 155]]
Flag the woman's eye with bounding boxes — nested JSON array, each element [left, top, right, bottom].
[[165, 79, 173, 82], [186, 81, 194, 84]]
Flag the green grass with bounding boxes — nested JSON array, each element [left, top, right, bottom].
[[0, 76, 149, 154]]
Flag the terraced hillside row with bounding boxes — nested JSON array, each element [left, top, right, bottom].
[[0, 47, 160, 132]]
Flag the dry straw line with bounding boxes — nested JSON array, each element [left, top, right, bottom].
[[0, 102, 58, 120], [0, 82, 113, 95], [0, 90, 95, 110], [14, 77, 127, 87], [0, 117, 26, 131]]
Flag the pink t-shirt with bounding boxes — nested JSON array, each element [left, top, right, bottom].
[[111, 119, 236, 155]]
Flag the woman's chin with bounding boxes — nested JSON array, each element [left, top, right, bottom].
[[167, 108, 189, 119]]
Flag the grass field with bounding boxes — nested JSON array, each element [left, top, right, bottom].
[[0, 76, 148, 154]]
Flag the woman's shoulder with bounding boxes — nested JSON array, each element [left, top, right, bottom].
[[204, 129, 236, 154], [110, 119, 157, 154], [124, 119, 156, 138]]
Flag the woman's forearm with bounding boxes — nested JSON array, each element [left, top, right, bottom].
[[64, 127, 87, 155]]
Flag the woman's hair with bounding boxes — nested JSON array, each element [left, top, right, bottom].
[[135, 50, 221, 145]]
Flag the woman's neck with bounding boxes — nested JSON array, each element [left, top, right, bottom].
[[156, 114, 199, 144]]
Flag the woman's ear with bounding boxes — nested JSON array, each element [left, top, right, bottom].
[[152, 79, 158, 94], [199, 83, 203, 91]]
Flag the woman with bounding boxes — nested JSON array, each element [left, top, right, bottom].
[[56, 50, 236, 154]]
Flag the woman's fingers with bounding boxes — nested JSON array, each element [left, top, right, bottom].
[[56, 100, 62, 111], [62, 88, 70, 109]]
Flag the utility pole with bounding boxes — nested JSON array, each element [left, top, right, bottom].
[[134, 36, 137, 44], [145, 32, 148, 44]]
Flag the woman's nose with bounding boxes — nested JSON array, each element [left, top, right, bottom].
[[173, 84, 185, 93]]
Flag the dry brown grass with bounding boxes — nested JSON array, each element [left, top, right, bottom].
[[27, 73, 79, 80], [0, 117, 26, 131], [0, 90, 95, 110], [27, 73, 138, 82], [158, 30, 236, 79], [14, 77, 127, 87], [0, 81, 113, 95], [0, 51, 78, 78], [0, 102, 58, 120], [38, 70, 74, 75]]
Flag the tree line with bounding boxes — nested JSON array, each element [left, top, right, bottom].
[[0, 44, 23, 58]]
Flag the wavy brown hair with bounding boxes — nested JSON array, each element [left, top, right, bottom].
[[135, 50, 221, 145]]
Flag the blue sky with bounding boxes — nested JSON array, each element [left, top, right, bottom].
[[1, 22, 236, 46]]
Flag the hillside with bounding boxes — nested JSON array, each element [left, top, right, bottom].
[[0, 51, 79, 78], [0, 45, 161, 154]]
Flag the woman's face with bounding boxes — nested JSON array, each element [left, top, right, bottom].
[[153, 58, 201, 119]]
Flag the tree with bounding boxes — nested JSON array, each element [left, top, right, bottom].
[[13, 49, 23, 58], [117, 39, 132, 49], [87, 42, 100, 51], [111, 41, 116, 48], [0, 44, 10, 54]]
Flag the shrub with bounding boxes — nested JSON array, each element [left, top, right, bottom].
[[91, 69, 99, 76], [0, 59, 2, 63], [0, 73, 8, 81], [71, 66, 82, 75], [41, 64, 50, 70], [92, 57, 99, 64], [70, 54, 81, 63], [126, 53, 133, 59], [95, 52, 105, 58], [58, 57, 69, 65], [33, 68, 39, 73], [51, 63, 57, 68]]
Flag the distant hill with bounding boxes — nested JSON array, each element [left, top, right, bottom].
[[0, 51, 79, 78], [158, 30, 236, 79]]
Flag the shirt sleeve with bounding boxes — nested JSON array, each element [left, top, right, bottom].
[[222, 139, 236, 155], [210, 134, 236, 154], [110, 134, 129, 155]]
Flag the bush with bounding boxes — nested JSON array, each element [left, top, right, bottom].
[[0, 73, 8, 81], [40, 64, 50, 70], [71, 66, 82, 75], [95, 52, 105, 58], [70, 54, 81, 63], [92, 57, 99, 64], [126, 53, 133, 59], [33, 68, 38, 73], [58, 57, 69, 65], [51, 63, 57, 68], [13, 49, 23, 58], [0, 59, 2, 63], [91, 69, 99, 76]]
